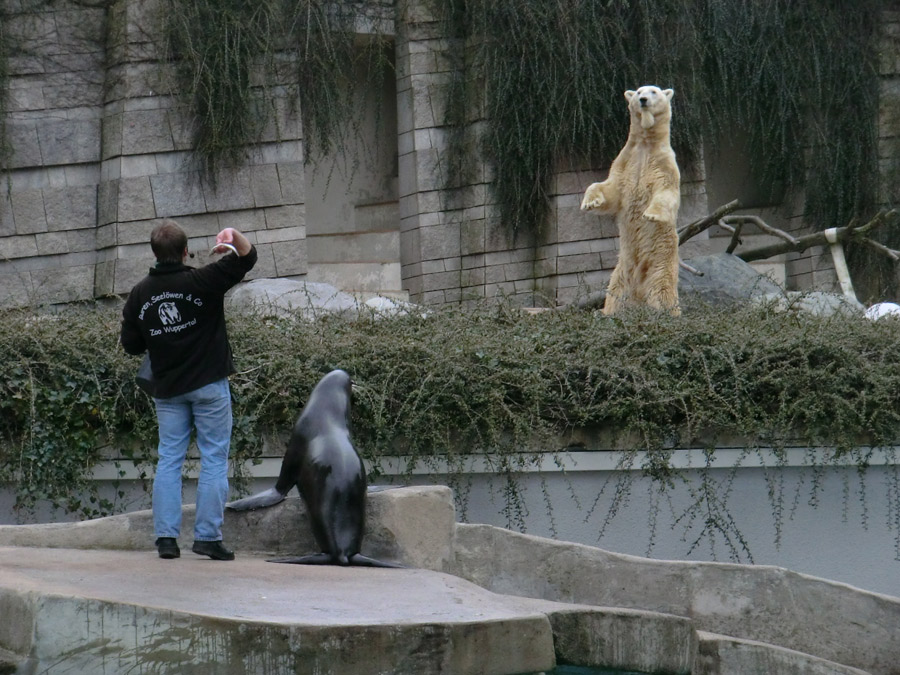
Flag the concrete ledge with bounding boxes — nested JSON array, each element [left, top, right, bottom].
[[695, 632, 871, 675], [0, 548, 554, 675], [547, 606, 697, 674], [2, 485, 899, 674], [451, 523, 900, 675], [0, 486, 456, 571]]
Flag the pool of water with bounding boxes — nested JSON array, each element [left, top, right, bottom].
[[547, 667, 649, 675]]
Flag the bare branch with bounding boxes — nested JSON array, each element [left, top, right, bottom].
[[678, 200, 742, 245], [724, 221, 743, 255], [736, 209, 900, 263], [721, 215, 798, 245], [859, 237, 900, 262], [680, 260, 703, 276]]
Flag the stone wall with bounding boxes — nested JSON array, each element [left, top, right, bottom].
[[1, 1, 897, 309], [0, 0, 308, 309]]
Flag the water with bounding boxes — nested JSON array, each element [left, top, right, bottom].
[[549, 668, 647, 674]]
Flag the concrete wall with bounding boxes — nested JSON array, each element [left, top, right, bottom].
[[3, 446, 898, 600]]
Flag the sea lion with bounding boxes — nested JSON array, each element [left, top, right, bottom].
[[227, 369, 400, 567]]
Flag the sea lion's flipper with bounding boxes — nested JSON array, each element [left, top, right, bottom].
[[349, 554, 405, 568], [266, 553, 335, 565], [226, 487, 286, 512]]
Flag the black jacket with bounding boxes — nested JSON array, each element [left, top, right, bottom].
[[120, 247, 258, 398]]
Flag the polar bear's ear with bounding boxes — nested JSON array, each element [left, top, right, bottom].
[[663, 89, 674, 101], [624, 90, 636, 103]]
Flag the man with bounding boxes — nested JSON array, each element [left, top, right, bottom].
[[120, 220, 257, 560]]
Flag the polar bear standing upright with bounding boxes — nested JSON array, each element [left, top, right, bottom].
[[581, 85, 681, 315]]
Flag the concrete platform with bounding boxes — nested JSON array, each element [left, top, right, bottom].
[[0, 546, 556, 674], [1, 486, 897, 674]]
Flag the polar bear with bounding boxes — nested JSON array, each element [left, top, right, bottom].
[[581, 85, 681, 315]]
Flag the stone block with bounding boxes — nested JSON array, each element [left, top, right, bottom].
[[11, 190, 47, 235], [204, 168, 255, 212], [0, 234, 38, 260], [95, 223, 117, 249], [97, 181, 119, 226], [164, 108, 193, 151], [308, 231, 400, 264], [153, 151, 192, 175], [149, 173, 206, 217], [63, 164, 100, 187], [460, 266, 485, 287], [114, 257, 151, 295], [245, 243, 277, 280], [43, 82, 103, 109], [35, 232, 69, 256], [44, 185, 97, 232], [101, 157, 121, 182], [66, 228, 96, 253], [276, 161, 304, 204], [557, 252, 603, 276], [273, 239, 308, 277], [254, 226, 306, 245], [420, 222, 461, 259], [355, 202, 400, 234], [249, 164, 283, 208], [31, 264, 94, 305], [397, 152, 418, 198], [170, 213, 220, 239], [37, 118, 100, 165], [120, 155, 158, 179], [6, 83, 46, 112], [421, 269, 460, 292], [0, 268, 33, 309], [116, 221, 153, 246], [117, 177, 156, 222], [259, 141, 302, 165], [260, 205, 305, 233], [93, 260, 116, 296], [122, 109, 174, 155], [4, 119, 43, 168], [219, 209, 267, 234], [0, 196, 13, 237]]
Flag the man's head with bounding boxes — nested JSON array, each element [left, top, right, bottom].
[[150, 220, 188, 264]]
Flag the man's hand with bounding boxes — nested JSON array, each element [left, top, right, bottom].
[[212, 228, 252, 256]]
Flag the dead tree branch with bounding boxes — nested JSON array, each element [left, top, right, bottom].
[[678, 199, 742, 245], [721, 215, 798, 245], [736, 209, 900, 262]]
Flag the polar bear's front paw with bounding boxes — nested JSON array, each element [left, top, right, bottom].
[[642, 206, 666, 222], [581, 184, 607, 211], [643, 201, 673, 222]]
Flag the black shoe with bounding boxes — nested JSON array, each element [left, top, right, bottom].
[[156, 537, 180, 559], [192, 540, 235, 561]]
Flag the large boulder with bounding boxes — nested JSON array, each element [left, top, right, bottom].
[[678, 252, 783, 307], [226, 278, 416, 320]]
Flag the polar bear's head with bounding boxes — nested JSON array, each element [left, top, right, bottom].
[[625, 86, 674, 130]]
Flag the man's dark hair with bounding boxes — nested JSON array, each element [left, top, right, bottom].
[[150, 220, 188, 264]]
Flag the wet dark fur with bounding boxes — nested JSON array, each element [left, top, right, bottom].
[[227, 370, 400, 567]]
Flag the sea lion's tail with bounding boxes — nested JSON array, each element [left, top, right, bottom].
[[226, 487, 287, 512]]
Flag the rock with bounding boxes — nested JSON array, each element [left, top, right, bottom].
[[755, 291, 865, 317], [864, 302, 900, 320], [679, 252, 783, 307], [226, 279, 422, 320]]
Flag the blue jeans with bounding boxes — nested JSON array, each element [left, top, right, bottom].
[[152, 378, 233, 542]]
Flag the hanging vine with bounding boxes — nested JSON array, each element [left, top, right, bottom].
[[162, 0, 391, 175], [434, 0, 886, 254]]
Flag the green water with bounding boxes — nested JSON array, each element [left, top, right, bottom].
[[547, 667, 648, 675]]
